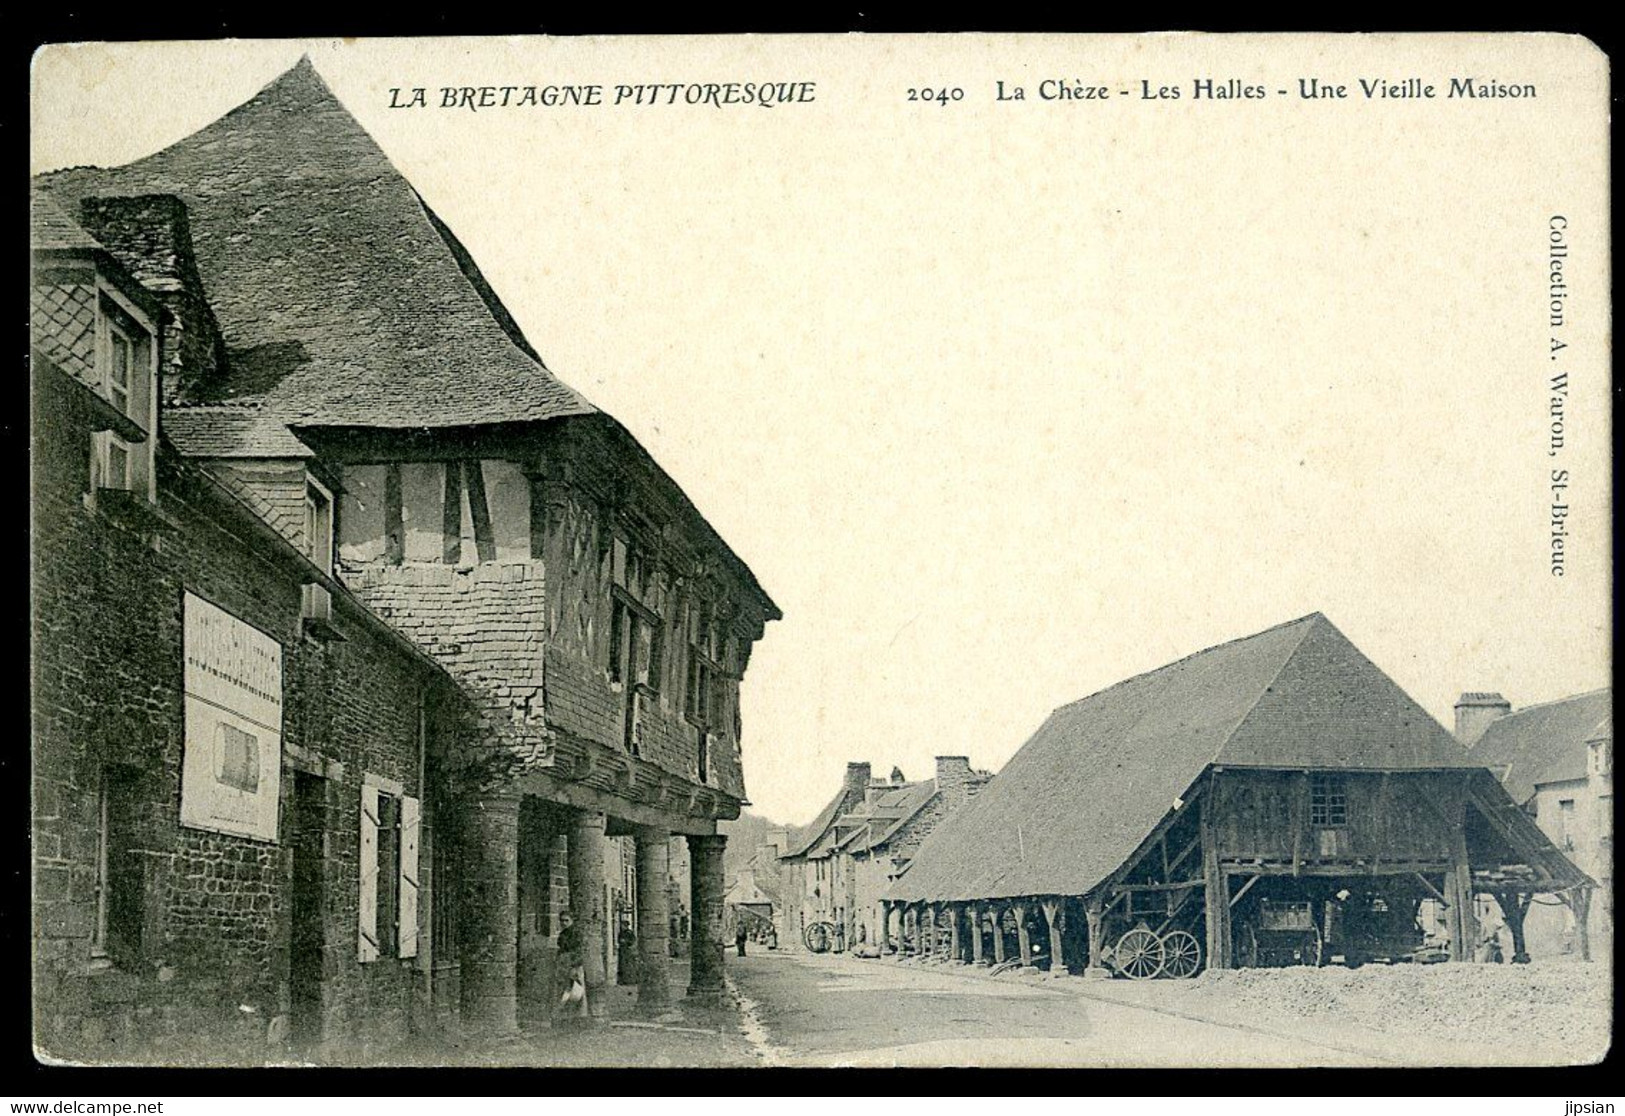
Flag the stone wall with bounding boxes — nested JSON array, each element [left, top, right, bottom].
[[342, 560, 549, 781], [32, 384, 452, 1064]]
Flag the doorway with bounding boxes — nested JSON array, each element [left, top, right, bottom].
[[289, 770, 327, 1050]]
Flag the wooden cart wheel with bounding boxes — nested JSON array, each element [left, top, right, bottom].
[[1159, 930, 1203, 978], [1115, 927, 1165, 980]]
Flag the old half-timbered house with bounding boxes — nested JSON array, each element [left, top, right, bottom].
[[36, 57, 779, 1041], [884, 614, 1589, 980]]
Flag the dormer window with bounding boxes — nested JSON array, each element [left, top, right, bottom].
[[304, 476, 334, 576], [93, 293, 157, 503]]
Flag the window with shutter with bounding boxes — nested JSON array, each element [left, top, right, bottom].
[[358, 784, 380, 962], [399, 795, 421, 959]]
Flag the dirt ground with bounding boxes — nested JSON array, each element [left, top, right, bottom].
[[1068, 957, 1612, 1066]]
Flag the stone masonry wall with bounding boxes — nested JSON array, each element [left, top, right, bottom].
[[342, 561, 549, 782], [33, 384, 444, 1064]]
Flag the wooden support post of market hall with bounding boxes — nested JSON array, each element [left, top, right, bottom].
[[1492, 889, 1531, 964], [967, 903, 985, 965], [1083, 892, 1109, 980], [990, 904, 1007, 964], [1012, 901, 1033, 967], [1566, 887, 1594, 963], [948, 903, 963, 962], [1446, 783, 1478, 962], [922, 904, 936, 960], [1200, 778, 1232, 970], [1040, 898, 1065, 974]]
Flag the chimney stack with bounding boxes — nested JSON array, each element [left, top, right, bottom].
[[77, 194, 229, 405], [1455, 692, 1511, 746], [935, 756, 973, 805], [842, 762, 872, 807]]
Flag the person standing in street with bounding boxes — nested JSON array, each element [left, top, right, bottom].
[[735, 922, 749, 957]]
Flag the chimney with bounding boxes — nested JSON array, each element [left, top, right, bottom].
[[935, 755, 974, 805], [77, 194, 229, 405], [842, 762, 872, 807], [1455, 692, 1511, 746], [765, 826, 789, 855], [890, 766, 906, 785]]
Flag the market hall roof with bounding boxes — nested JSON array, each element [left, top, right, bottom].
[[1469, 688, 1613, 804], [887, 613, 1481, 904]]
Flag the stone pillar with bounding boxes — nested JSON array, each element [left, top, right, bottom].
[[569, 809, 610, 1017], [948, 903, 963, 962], [635, 826, 672, 1010], [687, 833, 727, 999], [968, 903, 985, 965], [1013, 901, 1033, 966], [1041, 898, 1065, 974], [878, 900, 893, 951], [991, 905, 1007, 964], [922, 905, 936, 960], [462, 793, 521, 1033]]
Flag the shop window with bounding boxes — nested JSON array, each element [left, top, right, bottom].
[[92, 767, 143, 968], [1309, 774, 1347, 827]]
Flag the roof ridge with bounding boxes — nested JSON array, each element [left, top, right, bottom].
[[1495, 686, 1612, 720], [1051, 611, 1325, 719]]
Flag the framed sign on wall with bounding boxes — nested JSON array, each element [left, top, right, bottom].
[[180, 592, 284, 841]]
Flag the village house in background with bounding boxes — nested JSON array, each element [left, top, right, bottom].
[[32, 58, 778, 1062], [1459, 688, 1612, 960], [883, 614, 1590, 979], [779, 757, 992, 953]]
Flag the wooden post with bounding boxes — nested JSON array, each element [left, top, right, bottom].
[[1570, 888, 1593, 962], [948, 903, 963, 962], [990, 904, 1007, 964], [967, 903, 985, 964], [1041, 898, 1065, 974], [1013, 901, 1033, 966], [1448, 785, 1477, 962], [1200, 778, 1232, 969], [1084, 892, 1109, 979], [1495, 890, 1530, 964]]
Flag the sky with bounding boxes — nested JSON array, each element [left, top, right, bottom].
[[32, 36, 1611, 826]]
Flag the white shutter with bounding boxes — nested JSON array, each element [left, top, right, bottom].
[[358, 784, 380, 962], [398, 795, 421, 959]]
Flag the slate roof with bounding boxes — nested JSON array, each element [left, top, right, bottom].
[[782, 788, 853, 859], [164, 406, 314, 459], [1469, 688, 1612, 804], [31, 191, 104, 252], [36, 58, 596, 430], [35, 58, 780, 620], [888, 613, 1479, 903]]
